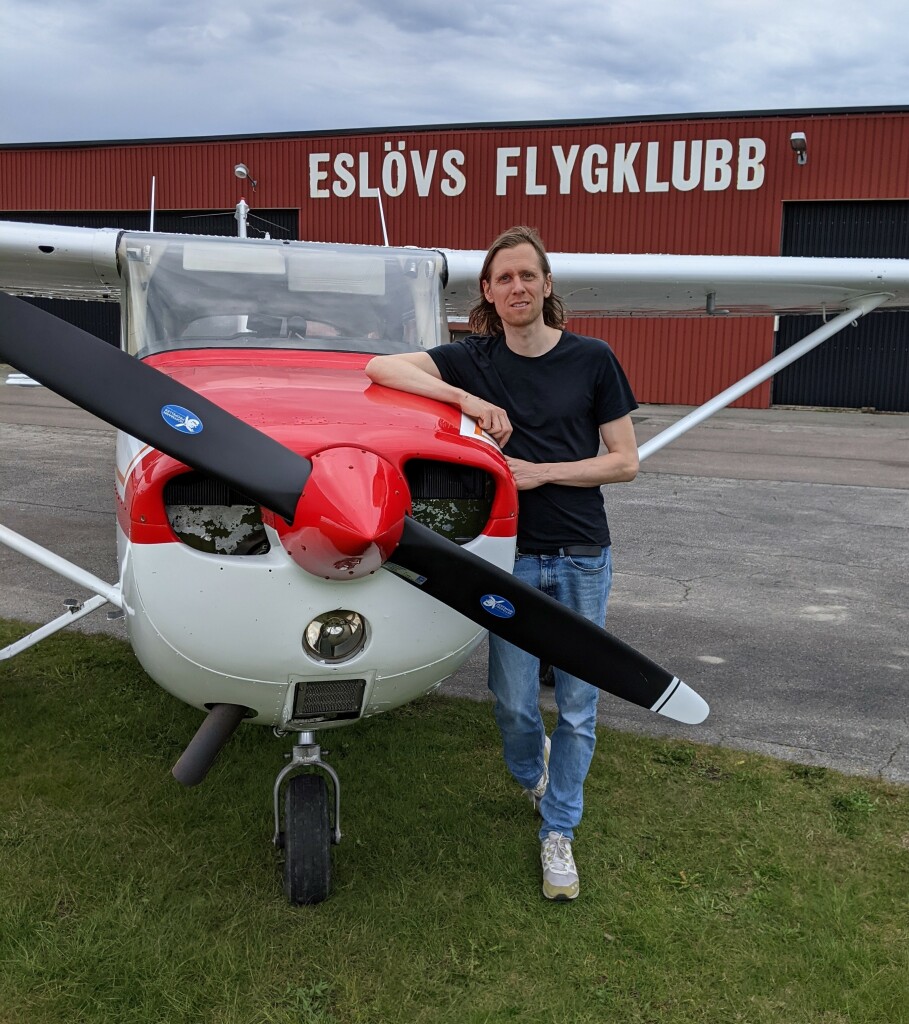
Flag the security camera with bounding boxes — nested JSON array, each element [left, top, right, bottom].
[[789, 132, 808, 165]]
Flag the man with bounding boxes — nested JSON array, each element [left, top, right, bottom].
[[365, 226, 638, 901]]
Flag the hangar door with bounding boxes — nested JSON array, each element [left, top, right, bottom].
[[2, 209, 299, 346], [773, 201, 909, 412]]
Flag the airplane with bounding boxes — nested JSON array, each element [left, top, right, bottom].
[[2, 212, 909, 905]]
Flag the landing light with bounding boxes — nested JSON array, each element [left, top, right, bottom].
[[303, 611, 368, 662]]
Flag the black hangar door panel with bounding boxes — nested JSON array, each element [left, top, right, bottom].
[[2, 210, 300, 347], [774, 201, 909, 412]]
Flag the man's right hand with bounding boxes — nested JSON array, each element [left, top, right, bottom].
[[461, 393, 512, 446]]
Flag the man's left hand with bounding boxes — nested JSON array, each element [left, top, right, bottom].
[[506, 457, 549, 491]]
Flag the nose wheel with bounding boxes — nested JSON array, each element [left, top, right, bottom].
[[273, 732, 341, 905]]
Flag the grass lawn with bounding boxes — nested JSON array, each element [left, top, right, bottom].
[[1, 619, 907, 1023]]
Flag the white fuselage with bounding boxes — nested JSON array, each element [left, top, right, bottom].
[[115, 433, 515, 730]]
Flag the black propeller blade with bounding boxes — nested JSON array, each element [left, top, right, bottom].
[[0, 293, 707, 723], [0, 293, 310, 522], [387, 517, 708, 723]]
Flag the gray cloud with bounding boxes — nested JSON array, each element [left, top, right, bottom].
[[1, 0, 907, 143]]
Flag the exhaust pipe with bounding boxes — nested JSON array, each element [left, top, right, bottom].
[[171, 703, 248, 787]]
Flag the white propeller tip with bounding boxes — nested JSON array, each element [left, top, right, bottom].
[[652, 677, 709, 724]]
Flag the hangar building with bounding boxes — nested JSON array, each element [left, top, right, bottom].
[[2, 106, 908, 411]]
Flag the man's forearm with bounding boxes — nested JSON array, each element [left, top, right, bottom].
[[366, 356, 468, 406], [365, 354, 513, 445], [546, 451, 639, 485], [507, 451, 639, 490]]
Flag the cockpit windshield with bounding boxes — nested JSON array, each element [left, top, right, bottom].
[[118, 233, 449, 357]]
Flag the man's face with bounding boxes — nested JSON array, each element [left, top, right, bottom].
[[482, 242, 552, 330]]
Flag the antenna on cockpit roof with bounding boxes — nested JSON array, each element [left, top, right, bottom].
[[377, 192, 390, 247]]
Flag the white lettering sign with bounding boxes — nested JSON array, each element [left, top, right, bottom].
[[309, 137, 768, 200], [310, 144, 467, 200]]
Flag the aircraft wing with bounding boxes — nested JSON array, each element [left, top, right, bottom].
[[4, 219, 909, 317], [0, 221, 122, 300], [441, 249, 909, 318]]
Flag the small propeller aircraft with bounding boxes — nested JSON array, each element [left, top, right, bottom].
[[2, 214, 908, 904]]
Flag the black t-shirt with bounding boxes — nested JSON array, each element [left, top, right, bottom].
[[428, 330, 638, 548]]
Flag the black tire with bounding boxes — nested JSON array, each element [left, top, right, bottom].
[[283, 773, 332, 905]]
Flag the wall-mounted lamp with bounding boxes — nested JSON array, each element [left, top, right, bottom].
[[234, 163, 258, 189], [789, 131, 808, 166]]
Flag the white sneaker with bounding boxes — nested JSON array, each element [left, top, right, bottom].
[[522, 735, 551, 813], [541, 831, 579, 901]]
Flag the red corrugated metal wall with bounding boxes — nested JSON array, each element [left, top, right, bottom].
[[3, 110, 909, 407]]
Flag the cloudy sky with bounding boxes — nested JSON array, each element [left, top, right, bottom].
[[1, 0, 907, 144]]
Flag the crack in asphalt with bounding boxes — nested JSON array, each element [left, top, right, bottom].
[[714, 731, 909, 783], [0, 499, 115, 519], [882, 741, 904, 772]]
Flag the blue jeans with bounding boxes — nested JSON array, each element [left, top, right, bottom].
[[488, 548, 613, 842]]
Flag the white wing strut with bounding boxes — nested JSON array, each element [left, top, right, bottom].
[[0, 595, 113, 662], [637, 293, 890, 461], [0, 523, 123, 661]]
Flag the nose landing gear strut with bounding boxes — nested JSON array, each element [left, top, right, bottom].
[[273, 731, 341, 905]]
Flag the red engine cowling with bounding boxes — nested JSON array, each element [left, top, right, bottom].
[[271, 446, 411, 579]]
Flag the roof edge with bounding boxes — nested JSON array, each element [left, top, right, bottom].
[[4, 105, 909, 151]]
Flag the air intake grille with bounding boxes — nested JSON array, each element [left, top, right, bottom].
[[163, 472, 269, 556], [404, 459, 495, 544], [163, 472, 254, 506], [293, 679, 367, 722], [405, 459, 491, 500]]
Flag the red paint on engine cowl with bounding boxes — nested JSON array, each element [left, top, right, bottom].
[[270, 447, 410, 579], [122, 350, 518, 544]]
